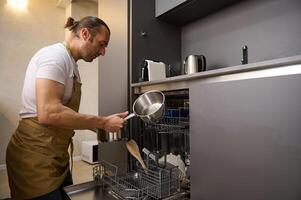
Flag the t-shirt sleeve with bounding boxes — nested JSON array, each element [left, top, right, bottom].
[[36, 51, 69, 85]]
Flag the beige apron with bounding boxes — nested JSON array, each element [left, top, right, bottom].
[[6, 78, 81, 199]]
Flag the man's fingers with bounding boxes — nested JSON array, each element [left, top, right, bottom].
[[115, 111, 129, 118]]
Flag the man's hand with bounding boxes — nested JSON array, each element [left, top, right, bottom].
[[102, 111, 128, 132]]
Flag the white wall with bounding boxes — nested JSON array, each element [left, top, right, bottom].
[[0, 0, 65, 165]]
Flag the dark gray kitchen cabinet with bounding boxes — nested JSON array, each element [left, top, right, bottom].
[[156, 0, 243, 26], [155, 0, 187, 17], [189, 70, 301, 199], [130, 0, 248, 84], [130, 0, 181, 83]]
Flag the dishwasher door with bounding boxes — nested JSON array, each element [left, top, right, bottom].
[[63, 180, 116, 200]]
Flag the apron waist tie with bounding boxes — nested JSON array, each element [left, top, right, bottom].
[[70, 139, 74, 174]]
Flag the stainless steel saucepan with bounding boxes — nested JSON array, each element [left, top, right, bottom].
[[124, 90, 165, 123]]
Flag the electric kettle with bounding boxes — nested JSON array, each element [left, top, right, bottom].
[[183, 55, 206, 74]]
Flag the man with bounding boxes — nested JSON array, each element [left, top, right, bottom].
[[6, 16, 128, 199]]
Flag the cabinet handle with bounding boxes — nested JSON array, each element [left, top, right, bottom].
[[140, 31, 147, 37]]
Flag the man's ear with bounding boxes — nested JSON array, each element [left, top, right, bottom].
[[80, 28, 89, 41]]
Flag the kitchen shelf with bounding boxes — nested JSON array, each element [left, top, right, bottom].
[[156, 0, 243, 26], [131, 55, 301, 94]]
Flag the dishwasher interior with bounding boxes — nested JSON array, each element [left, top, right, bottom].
[[91, 90, 190, 199]]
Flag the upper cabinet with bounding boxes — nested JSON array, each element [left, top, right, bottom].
[[156, 0, 242, 26], [155, 0, 187, 17]]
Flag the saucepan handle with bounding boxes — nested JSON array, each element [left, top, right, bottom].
[[124, 113, 135, 121]]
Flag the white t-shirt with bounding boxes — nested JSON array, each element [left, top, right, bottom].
[[19, 43, 80, 118]]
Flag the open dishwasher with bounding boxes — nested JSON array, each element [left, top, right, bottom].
[[63, 90, 190, 199]]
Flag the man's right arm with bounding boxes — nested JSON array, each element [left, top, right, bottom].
[[36, 78, 127, 132]]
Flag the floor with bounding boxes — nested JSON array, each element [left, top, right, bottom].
[[0, 160, 96, 199]]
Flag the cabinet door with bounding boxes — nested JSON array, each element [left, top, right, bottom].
[[190, 73, 301, 199]]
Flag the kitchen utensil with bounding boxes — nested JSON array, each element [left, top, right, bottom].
[[159, 153, 186, 178], [183, 54, 206, 74], [142, 147, 167, 168], [124, 90, 165, 124], [126, 139, 147, 169]]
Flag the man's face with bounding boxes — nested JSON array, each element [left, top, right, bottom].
[[80, 26, 110, 62]]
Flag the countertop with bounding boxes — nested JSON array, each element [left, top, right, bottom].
[[131, 55, 301, 93]]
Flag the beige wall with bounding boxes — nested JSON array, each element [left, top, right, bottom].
[[0, 0, 99, 165], [66, 0, 99, 158], [0, 0, 65, 165], [98, 0, 128, 116]]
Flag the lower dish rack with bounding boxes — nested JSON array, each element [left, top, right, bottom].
[[93, 159, 180, 199]]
